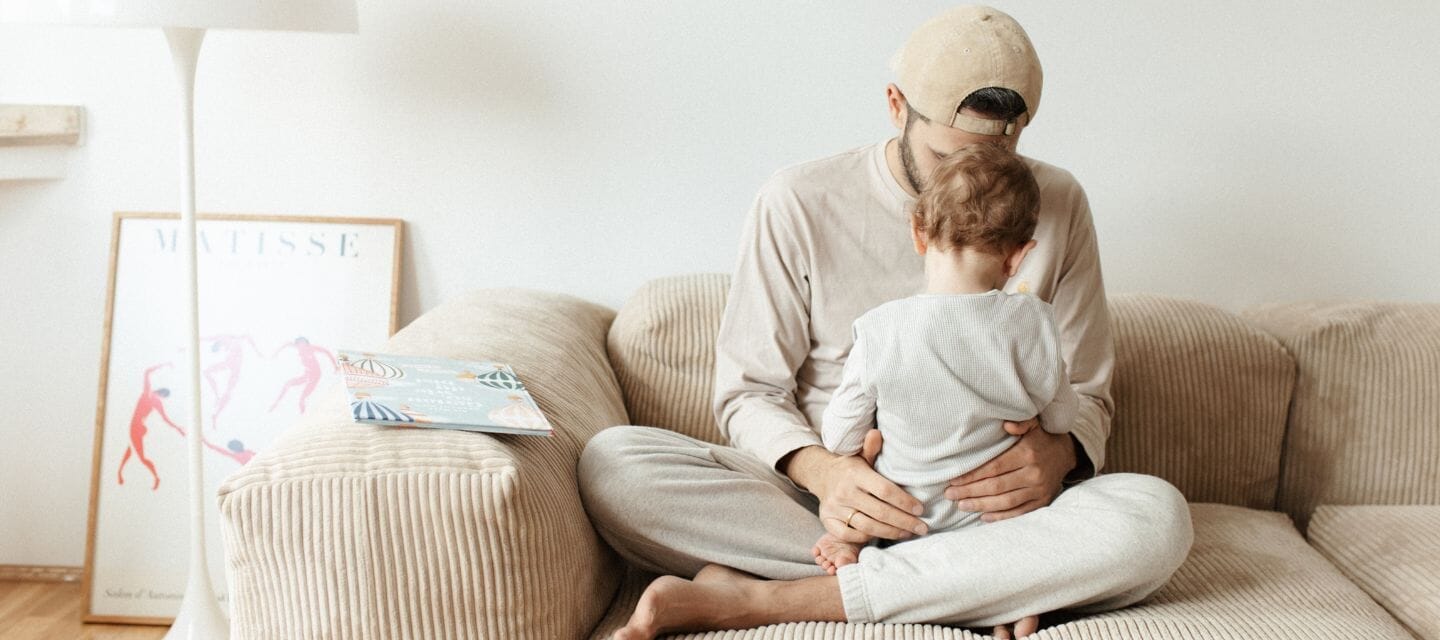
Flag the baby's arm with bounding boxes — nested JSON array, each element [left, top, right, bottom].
[[1031, 302, 1078, 435], [1040, 358, 1079, 435], [820, 330, 876, 456]]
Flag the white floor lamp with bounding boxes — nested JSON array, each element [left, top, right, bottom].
[[0, 2, 356, 638]]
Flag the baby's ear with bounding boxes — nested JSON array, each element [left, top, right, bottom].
[[910, 223, 928, 256], [1005, 239, 1038, 277]]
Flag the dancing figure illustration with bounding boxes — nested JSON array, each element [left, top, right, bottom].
[[269, 337, 338, 414], [203, 334, 264, 423], [204, 437, 256, 465], [117, 362, 185, 490]]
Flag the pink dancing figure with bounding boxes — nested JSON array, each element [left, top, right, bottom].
[[203, 334, 264, 422], [118, 362, 185, 490], [203, 437, 256, 466], [268, 336, 338, 414]]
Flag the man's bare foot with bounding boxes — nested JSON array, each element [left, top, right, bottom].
[[992, 614, 1040, 639], [613, 565, 767, 640], [810, 533, 862, 576]]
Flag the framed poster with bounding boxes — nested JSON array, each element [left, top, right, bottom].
[[84, 213, 403, 623]]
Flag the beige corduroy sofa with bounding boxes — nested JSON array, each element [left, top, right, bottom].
[[217, 273, 1440, 639]]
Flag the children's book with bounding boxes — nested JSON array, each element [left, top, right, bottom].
[[337, 350, 554, 437]]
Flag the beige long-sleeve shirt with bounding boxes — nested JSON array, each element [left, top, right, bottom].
[[712, 141, 1115, 479]]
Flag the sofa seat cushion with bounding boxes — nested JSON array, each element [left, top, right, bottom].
[[1309, 505, 1440, 639], [589, 504, 1411, 639]]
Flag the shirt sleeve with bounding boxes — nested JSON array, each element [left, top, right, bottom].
[[712, 183, 824, 472], [820, 328, 876, 457], [1050, 185, 1116, 476]]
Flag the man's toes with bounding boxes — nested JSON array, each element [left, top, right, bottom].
[[1015, 615, 1039, 637]]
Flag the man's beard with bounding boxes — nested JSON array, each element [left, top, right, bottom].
[[897, 129, 925, 194]]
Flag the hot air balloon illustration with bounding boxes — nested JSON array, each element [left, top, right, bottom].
[[340, 353, 406, 389], [473, 366, 523, 391], [488, 395, 550, 431], [350, 392, 414, 423], [399, 404, 432, 424]]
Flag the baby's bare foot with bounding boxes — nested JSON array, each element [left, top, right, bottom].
[[811, 533, 862, 576]]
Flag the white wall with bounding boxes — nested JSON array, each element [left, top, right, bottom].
[[1, 1, 1437, 566]]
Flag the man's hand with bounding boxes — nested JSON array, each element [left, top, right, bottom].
[[782, 439, 927, 545], [943, 418, 1076, 522]]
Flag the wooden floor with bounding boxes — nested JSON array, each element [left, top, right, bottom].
[[0, 581, 167, 639]]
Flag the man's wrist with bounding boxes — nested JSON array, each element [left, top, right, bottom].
[[779, 445, 833, 492], [1063, 433, 1094, 485]]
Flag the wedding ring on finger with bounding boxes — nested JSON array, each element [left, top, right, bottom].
[[844, 508, 859, 529]]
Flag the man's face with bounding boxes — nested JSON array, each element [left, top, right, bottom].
[[897, 107, 1022, 193]]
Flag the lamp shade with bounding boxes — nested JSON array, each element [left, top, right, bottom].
[[0, 0, 357, 32]]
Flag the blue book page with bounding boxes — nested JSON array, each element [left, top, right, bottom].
[[337, 350, 553, 436]]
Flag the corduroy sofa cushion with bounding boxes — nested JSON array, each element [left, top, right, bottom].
[[590, 504, 1413, 639], [1105, 295, 1294, 509], [1242, 301, 1440, 530], [607, 273, 730, 444], [608, 276, 1294, 508], [1308, 505, 1440, 639], [219, 289, 630, 640]]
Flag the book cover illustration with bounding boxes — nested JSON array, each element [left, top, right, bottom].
[[338, 350, 553, 436]]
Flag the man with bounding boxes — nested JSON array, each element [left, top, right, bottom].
[[579, 6, 1192, 639]]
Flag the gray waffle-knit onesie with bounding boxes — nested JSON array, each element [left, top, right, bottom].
[[821, 290, 1079, 532]]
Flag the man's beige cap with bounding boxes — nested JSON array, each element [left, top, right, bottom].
[[892, 5, 1042, 136]]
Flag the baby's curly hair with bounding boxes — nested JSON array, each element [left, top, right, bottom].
[[910, 144, 1041, 255]]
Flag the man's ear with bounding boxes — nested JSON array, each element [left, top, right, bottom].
[[886, 84, 907, 131], [910, 223, 928, 255], [1004, 239, 1037, 277]]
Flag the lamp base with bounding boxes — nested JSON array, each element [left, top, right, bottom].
[[163, 587, 230, 640]]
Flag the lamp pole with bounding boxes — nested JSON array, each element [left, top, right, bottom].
[[162, 26, 230, 640]]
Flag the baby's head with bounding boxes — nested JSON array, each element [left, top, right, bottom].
[[910, 144, 1041, 285]]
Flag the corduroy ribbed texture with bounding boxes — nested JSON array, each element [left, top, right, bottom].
[[607, 273, 731, 444], [1242, 301, 1440, 530], [590, 505, 1412, 639], [1308, 505, 1440, 639], [1105, 295, 1295, 509], [219, 289, 630, 639]]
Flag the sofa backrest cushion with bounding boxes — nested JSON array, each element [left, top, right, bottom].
[[1242, 301, 1440, 530], [1106, 295, 1294, 510], [609, 274, 1296, 509], [607, 273, 731, 445]]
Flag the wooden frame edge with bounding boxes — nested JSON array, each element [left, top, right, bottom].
[[82, 211, 125, 620], [82, 614, 172, 626]]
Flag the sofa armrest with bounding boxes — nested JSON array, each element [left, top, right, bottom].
[[219, 289, 629, 639]]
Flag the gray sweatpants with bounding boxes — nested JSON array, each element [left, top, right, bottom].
[[578, 425, 1194, 627]]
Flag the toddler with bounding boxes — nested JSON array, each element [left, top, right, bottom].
[[813, 143, 1078, 573]]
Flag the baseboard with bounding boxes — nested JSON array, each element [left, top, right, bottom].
[[0, 564, 83, 583]]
